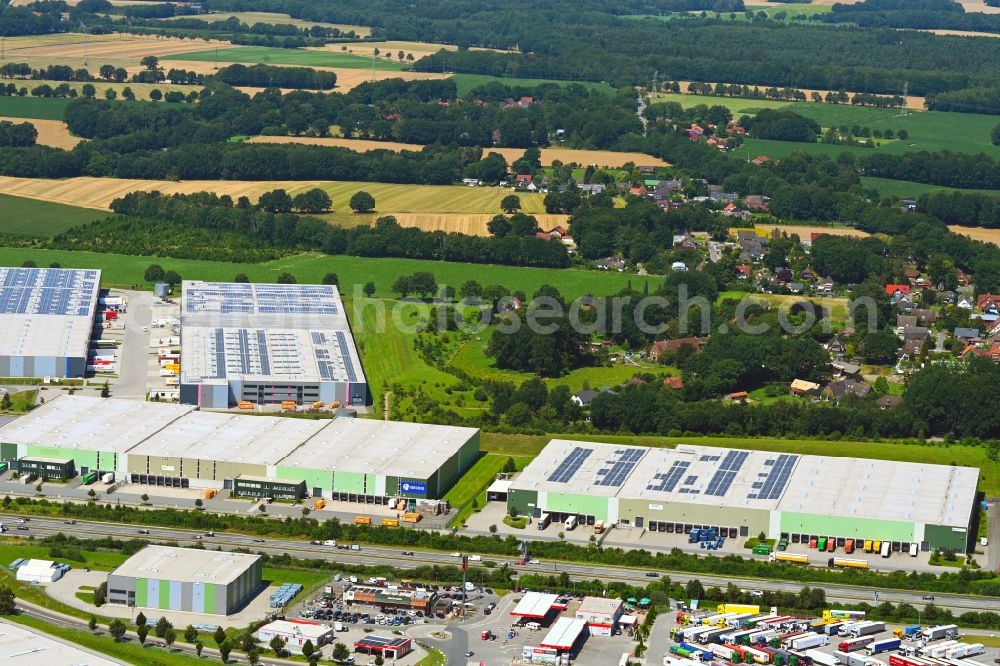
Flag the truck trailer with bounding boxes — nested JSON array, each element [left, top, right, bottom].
[[790, 634, 829, 651], [848, 622, 886, 638], [922, 626, 958, 642], [840, 638, 876, 652], [867, 639, 901, 655]]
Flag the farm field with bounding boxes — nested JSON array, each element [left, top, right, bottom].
[[246, 135, 669, 167], [0, 34, 231, 71], [164, 46, 405, 70], [155, 60, 448, 89], [948, 226, 1000, 248], [313, 40, 455, 60], [0, 96, 71, 120], [757, 223, 869, 239], [0, 194, 108, 236], [651, 91, 792, 115], [480, 433, 997, 494], [861, 176, 1000, 198], [0, 175, 549, 214], [0, 79, 198, 102], [158, 11, 371, 35], [356, 213, 569, 236], [451, 73, 615, 96]]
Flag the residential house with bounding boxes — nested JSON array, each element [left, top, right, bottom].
[[571, 389, 599, 407], [726, 120, 746, 135], [672, 231, 697, 250], [743, 195, 770, 211], [515, 174, 533, 186], [896, 314, 918, 331], [815, 279, 834, 296], [822, 380, 871, 400], [826, 335, 846, 356], [901, 338, 924, 359], [831, 360, 862, 380], [639, 166, 656, 176], [750, 156, 771, 166], [885, 283, 911, 298], [788, 282, 804, 294], [649, 337, 704, 362], [722, 203, 751, 220], [578, 183, 606, 195], [956, 269, 970, 286], [902, 326, 931, 342], [724, 391, 749, 403], [904, 268, 921, 282], [957, 295, 975, 309], [978, 294, 1000, 314], [655, 179, 683, 198], [709, 188, 739, 203], [790, 379, 821, 396], [773, 267, 792, 284], [955, 327, 981, 341], [663, 376, 684, 390], [901, 198, 917, 211], [876, 395, 903, 409], [914, 278, 933, 289], [938, 290, 957, 305], [735, 264, 753, 279], [799, 267, 817, 282], [912, 308, 937, 326], [594, 256, 626, 271]]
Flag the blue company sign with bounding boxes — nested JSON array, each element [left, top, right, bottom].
[[400, 481, 427, 494]]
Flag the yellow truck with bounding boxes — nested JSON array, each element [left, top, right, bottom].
[[716, 603, 761, 614]]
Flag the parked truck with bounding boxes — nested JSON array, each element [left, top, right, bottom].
[[564, 515, 577, 530], [921, 625, 958, 642], [848, 621, 885, 638], [947, 644, 984, 659], [867, 639, 901, 655], [717, 604, 761, 615], [924, 640, 960, 658], [101, 472, 114, 484], [537, 513, 551, 530], [790, 634, 829, 650], [893, 626, 921, 640], [839, 638, 876, 652], [769, 552, 809, 564], [804, 649, 840, 666]]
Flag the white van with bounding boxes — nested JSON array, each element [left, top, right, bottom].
[[323, 540, 337, 547], [526, 622, 541, 631], [468, 555, 482, 562]]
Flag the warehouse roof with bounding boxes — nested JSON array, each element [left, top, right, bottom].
[[540, 617, 587, 650], [279, 418, 478, 479], [0, 617, 125, 665], [180, 280, 364, 386], [129, 411, 327, 466], [0, 395, 193, 454], [110, 545, 260, 585], [511, 591, 560, 619], [0, 267, 100, 360], [513, 440, 979, 528]]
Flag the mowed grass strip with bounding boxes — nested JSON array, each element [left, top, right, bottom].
[[0, 194, 108, 237], [164, 46, 404, 70]]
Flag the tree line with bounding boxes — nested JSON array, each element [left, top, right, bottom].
[[47, 190, 570, 268], [0, 121, 37, 148]]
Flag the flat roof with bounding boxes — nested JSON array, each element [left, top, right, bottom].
[[540, 617, 587, 650], [258, 620, 331, 639], [0, 395, 194, 454], [577, 596, 623, 616], [20, 456, 72, 465], [181, 280, 364, 386], [511, 591, 560, 618], [488, 479, 512, 494], [0, 267, 100, 359], [0, 617, 125, 666], [109, 545, 260, 585], [355, 636, 411, 649], [129, 411, 328, 466], [280, 418, 478, 479], [513, 440, 979, 528]]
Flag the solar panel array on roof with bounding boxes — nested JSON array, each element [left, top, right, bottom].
[[0, 267, 98, 317], [335, 331, 358, 382], [548, 447, 592, 483], [185, 282, 339, 316], [752, 454, 798, 500], [705, 449, 749, 497], [647, 460, 690, 493], [595, 448, 645, 487]]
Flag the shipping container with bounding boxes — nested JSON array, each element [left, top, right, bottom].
[[401, 512, 422, 523], [679, 642, 713, 660], [743, 646, 771, 663], [753, 544, 773, 555], [825, 622, 847, 636], [880, 542, 891, 558], [81, 471, 97, 485], [946, 644, 984, 659], [864, 540, 874, 552], [909, 543, 919, 557], [925, 641, 960, 658], [237, 401, 254, 409], [845, 539, 855, 554], [835, 651, 871, 666], [867, 639, 901, 655], [537, 513, 551, 529], [281, 401, 297, 411], [698, 628, 731, 644], [818, 537, 827, 550], [710, 644, 740, 661], [382, 518, 399, 527], [354, 516, 371, 525]]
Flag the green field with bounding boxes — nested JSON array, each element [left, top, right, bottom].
[[0, 248, 649, 298], [163, 46, 404, 70], [481, 433, 996, 494], [0, 96, 71, 120], [0, 541, 126, 570], [651, 91, 792, 116], [861, 177, 1000, 198], [0, 194, 108, 237], [451, 73, 615, 96]]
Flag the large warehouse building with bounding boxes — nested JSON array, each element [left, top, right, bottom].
[[106, 545, 262, 615], [179, 280, 367, 408], [0, 396, 479, 502], [0, 266, 100, 378], [508, 440, 978, 552]]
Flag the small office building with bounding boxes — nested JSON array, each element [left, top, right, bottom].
[[233, 475, 306, 500], [17, 456, 75, 480], [256, 619, 333, 653], [354, 636, 412, 660], [575, 597, 624, 636]]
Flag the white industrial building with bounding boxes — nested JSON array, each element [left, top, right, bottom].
[[575, 597, 624, 636], [179, 281, 367, 408], [16, 559, 63, 583], [0, 618, 124, 665], [256, 619, 334, 653], [0, 267, 101, 378]]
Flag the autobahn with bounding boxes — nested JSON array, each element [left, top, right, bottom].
[[4, 515, 994, 615]]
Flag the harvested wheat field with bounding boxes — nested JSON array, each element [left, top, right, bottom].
[[949, 225, 1000, 247], [0, 176, 549, 214], [158, 59, 448, 90], [377, 213, 570, 236], [762, 224, 870, 239], [0, 118, 83, 149], [160, 12, 371, 35], [248, 135, 668, 167], [1, 34, 230, 71]]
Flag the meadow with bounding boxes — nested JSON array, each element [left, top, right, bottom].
[[652, 91, 793, 115], [1, 79, 203, 102], [0, 194, 108, 236], [0, 96, 71, 120], [157, 11, 371, 35], [861, 177, 1000, 199], [451, 73, 615, 96], [164, 46, 405, 70]]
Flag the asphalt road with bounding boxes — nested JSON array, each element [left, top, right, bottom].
[[111, 290, 154, 400], [4, 515, 994, 615]]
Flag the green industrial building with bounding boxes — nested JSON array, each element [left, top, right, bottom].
[[509, 440, 978, 553], [106, 546, 262, 615], [0, 396, 480, 505]]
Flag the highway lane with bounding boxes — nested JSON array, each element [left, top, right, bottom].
[[5, 515, 995, 615]]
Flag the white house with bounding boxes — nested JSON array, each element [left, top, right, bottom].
[[16, 559, 62, 583], [257, 620, 334, 654]]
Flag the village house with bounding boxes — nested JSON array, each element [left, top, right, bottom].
[[823, 379, 872, 401], [955, 327, 981, 341], [649, 337, 704, 362], [876, 395, 903, 409], [663, 376, 684, 390], [743, 195, 770, 211], [750, 155, 771, 166], [594, 256, 626, 271], [790, 379, 821, 396], [831, 360, 862, 380], [571, 389, 599, 407]]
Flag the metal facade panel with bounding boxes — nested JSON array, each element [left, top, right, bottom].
[[192, 582, 205, 614], [170, 580, 182, 610], [147, 579, 160, 608]]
